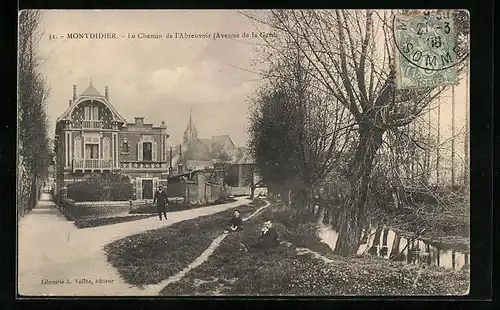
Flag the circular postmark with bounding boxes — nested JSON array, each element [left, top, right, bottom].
[[393, 11, 468, 72]]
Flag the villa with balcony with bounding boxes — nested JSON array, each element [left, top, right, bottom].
[[54, 81, 170, 200]]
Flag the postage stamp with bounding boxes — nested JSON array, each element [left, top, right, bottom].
[[393, 11, 463, 89]]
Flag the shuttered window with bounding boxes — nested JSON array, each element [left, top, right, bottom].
[[74, 137, 81, 159], [152, 142, 157, 161], [137, 142, 143, 161], [103, 137, 110, 160], [136, 178, 142, 200]]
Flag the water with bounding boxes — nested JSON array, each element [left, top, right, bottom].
[[318, 223, 470, 271]]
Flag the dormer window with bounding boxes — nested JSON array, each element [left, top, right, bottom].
[[84, 105, 99, 120]]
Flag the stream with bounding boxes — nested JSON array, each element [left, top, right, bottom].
[[317, 211, 470, 271]]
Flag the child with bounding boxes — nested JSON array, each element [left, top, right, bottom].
[[251, 221, 279, 250], [225, 210, 243, 233]]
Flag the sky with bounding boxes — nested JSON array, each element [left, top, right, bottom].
[[36, 9, 469, 179], [37, 10, 270, 147]]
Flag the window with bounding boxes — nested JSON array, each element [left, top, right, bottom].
[[84, 105, 99, 120], [74, 137, 82, 159], [122, 139, 129, 153], [85, 144, 99, 159], [143, 142, 152, 161], [103, 137, 110, 160]]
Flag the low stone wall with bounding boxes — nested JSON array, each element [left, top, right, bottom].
[[229, 186, 251, 196], [57, 198, 132, 221]]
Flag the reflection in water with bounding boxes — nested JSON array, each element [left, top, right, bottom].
[[318, 223, 470, 271]]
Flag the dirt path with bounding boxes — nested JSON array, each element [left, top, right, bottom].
[[18, 193, 251, 296]]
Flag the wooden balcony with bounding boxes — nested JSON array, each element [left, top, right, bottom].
[[73, 159, 113, 172], [72, 120, 103, 130]]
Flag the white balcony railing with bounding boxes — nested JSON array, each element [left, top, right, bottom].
[[73, 159, 113, 172], [82, 120, 103, 129]]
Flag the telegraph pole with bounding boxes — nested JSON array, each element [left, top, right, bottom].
[[451, 85, 456, 187], [169, 147, 173, 175], [178, 144, 183, 174]]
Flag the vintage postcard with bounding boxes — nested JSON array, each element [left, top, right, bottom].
[[17, 9, 470, 297]]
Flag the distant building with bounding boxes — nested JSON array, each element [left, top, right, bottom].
[[54, 81, 170, 200], [180, 110, 240, 171]]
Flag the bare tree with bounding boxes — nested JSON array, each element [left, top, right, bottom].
[[463, 58, 469, 187], [436, 92, 441, 184], [245, 9, 469, 255], [248, 45, 354, 211], [451, 85, 456, 187]]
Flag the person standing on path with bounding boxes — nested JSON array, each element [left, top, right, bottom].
[[153, 185, 169, 220]]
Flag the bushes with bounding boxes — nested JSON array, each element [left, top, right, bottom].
[[54, 195, 77, 221], [67, 173, 133, 202]]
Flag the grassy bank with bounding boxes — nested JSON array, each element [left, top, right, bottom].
[[158, 203, 469, 296], [74, 215, 155, 229], [103, 198, 266, 287]]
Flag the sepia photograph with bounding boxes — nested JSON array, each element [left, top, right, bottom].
[[17, 9, 470, 296]]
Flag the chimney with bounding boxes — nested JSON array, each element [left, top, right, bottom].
[[69, 99, 72, 106], [105, 86, 109, 99], [72, 85, 77, 101], [134, 117, 144, 126]]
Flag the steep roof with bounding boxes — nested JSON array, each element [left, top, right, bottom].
[[233, 149, 255, 164], [56, 81, 126, 124], [211, 135, 235, 148], [81, 84, 104, 97]]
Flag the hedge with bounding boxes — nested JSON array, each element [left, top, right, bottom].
[[67, 172, 133, 202]]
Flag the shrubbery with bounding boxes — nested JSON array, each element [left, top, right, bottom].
[[53, 194, 77, 221], [67, 173, 133, 202], [55, 190, 131, 221]]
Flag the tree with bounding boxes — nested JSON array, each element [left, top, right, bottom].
[[249, 40, 354, 211], [18, 10, 51, 217], [245, 9, 469, 255]]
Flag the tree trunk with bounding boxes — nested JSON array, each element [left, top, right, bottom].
[[464, 59, 469, 187], [451, 85, 456, 187], [389, 235, 402, 260], [436, 92, 441, 185], [334, 125, 384, 256], [30, 176, 37, 211], [249, 170, 255, 200]]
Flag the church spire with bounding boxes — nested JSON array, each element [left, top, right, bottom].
[[183, 106, 198, 144]]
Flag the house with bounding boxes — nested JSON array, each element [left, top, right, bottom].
[[212, 150, 264, 196], [167, 169, 224, 204], [54, 81, 170, 200]]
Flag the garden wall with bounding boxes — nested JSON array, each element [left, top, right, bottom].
[[229, 186, 251, 196], [55, 196, 131, 221]]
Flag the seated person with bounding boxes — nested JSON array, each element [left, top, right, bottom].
[[224, 210, 243, 233], [251, 221, 280, 250]]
